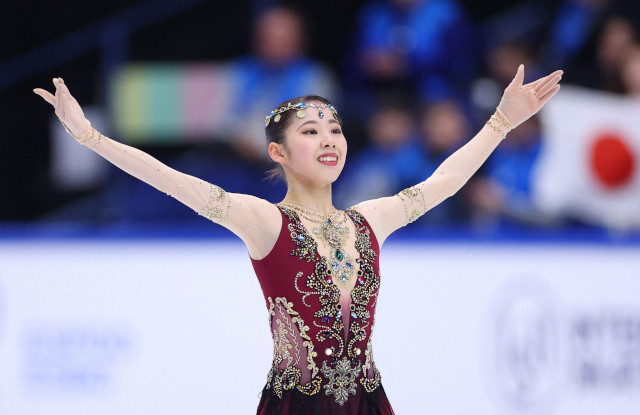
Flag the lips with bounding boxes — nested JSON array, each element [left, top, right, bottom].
[[317, 153, 339, 166]]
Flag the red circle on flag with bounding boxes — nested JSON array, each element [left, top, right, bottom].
[[589, 132, 635, 189]]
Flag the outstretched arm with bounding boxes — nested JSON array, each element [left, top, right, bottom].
[[353, 65, 563, 245], [34, 78, 281, 258]]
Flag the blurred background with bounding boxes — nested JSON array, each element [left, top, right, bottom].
[[1, 0, 640, 414]]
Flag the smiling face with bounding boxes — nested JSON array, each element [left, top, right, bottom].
[[269, 102, 347, 188]]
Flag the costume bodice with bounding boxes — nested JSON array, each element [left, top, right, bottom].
[[251, 205, 382, 407]]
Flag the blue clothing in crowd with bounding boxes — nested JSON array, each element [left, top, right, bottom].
[[356, 0, 475, 100], [336, 138, 426, 208]]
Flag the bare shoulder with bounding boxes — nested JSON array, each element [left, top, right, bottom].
[[348, 198, 388, 244], [226, 193, 283, 260], [349, 194, 409, 247]]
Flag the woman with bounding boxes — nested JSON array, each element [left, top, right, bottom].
[[34, 65, 562, 414]]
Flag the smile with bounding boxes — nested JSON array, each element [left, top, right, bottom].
[[317, 154, 339, 166]]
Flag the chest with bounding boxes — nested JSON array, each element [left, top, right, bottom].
[[253, 207, 381, 355]]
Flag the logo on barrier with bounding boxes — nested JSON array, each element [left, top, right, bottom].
[[22, 324, 132, 394], [570, 310, 640, 391], [484, 277, 562, 412]]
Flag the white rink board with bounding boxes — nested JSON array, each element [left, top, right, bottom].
[[0, 240, 638, 415]]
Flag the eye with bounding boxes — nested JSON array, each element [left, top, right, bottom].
[[302, 129, 318, 135], [332, 128, 342, 134]]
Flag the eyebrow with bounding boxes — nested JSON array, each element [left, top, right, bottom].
[[296, 119, 340, 131]]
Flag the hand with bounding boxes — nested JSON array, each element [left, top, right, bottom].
[[496, 65, 563, 129], [34, 78, 91, 141]]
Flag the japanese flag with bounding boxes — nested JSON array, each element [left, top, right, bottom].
[[533, 86, 640, 230]]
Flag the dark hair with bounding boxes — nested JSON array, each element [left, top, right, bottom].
[[265, 95, 342, 183]]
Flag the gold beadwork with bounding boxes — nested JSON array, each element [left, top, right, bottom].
[[279, 206, 318, 262], [61, 121, 102, 151], [486, 111, 513, 139], [321, 357, 361, 406], [198, 183, 230, 222], [279, 203, 354, 286], [397, 186, 427, 225], [279, 203, 355, 287], [263, 206, 384, 403], [360, 325, 382, 392], [267, 297, 322, 398], [81, 128, 102, 150]]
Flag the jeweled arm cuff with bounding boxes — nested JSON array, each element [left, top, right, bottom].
[[397, 185, 427, 225], [485, 111, 513, 140], [79, 128, 102, 150], [197, 183, 231, 222], [60, 120, 102, 151]]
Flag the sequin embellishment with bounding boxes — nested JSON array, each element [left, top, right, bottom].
[[263, 206, 383, 403], [266, 297, 322, 397], [198, 183, 230, 222], [397, 185, 427, 225], [321, 357, 361, 406]]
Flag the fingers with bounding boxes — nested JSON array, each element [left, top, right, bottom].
[[33, 88, 55, 106], [34, 77, 73, 114], [54, 78, 64, 119], [536, 74, 562, 98], [530, 70, 563, 90], [58, 77, 71, 95], [508, 64, 525, 90], [537, 84, 561, 108]]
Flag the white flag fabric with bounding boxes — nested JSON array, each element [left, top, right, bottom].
[[534, 86, 640, 230]]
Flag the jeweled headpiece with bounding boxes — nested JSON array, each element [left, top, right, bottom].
[[265, 102, 338, 127]]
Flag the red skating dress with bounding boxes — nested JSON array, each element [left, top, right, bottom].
[[251, 205, 395, 415]]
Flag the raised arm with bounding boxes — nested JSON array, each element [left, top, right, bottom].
[[353, 65, 563, 245], [34, 78, 281, 258]]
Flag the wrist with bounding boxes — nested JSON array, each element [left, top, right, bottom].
[[485, 111, 513, 139], [495, 108, 515, 130], [60, 120, 101, 150], [78, 121, 93, 142], [79, 127, 103, 151]]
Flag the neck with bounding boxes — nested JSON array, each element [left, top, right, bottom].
[[281, 182, 335, 213]]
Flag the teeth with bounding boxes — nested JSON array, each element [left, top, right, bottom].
[[318, 156, 338, 162]]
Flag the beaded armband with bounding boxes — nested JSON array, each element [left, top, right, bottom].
[[60, 120, 102, 151], [397, 185, 427, 225], [198, 183, 231, 223], [80, 128, 102, 150], [485, 111, 513, 139]]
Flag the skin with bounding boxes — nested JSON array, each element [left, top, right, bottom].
[[34, 66, 563, 267], [33, 64, 564, 380], [266, 106, 365, 300], [269, 104, 347, 213]]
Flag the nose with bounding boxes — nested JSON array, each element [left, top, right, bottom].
[[321, 134, 336, 148]]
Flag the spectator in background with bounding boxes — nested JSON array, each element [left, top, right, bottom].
[[352, 0, 476, 101], [470, 41, 541, 121], [467, 116, 549, 228], [226, 7, 340, 164], [594, 16, 637, 93], [620, 43, 640, 96], [416, 100, 470, 224], [467, 41, 550, 228], [571, 15, 637, 93], [544, 0, 609, 70], [335, 101, 423, 208]]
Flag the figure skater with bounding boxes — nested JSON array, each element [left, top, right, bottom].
[[34, 64, 562, 414]]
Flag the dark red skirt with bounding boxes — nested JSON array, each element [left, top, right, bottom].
[[256, 384, 395, 415]]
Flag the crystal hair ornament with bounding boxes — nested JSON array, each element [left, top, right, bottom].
[[265, 102, 338, 127]]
